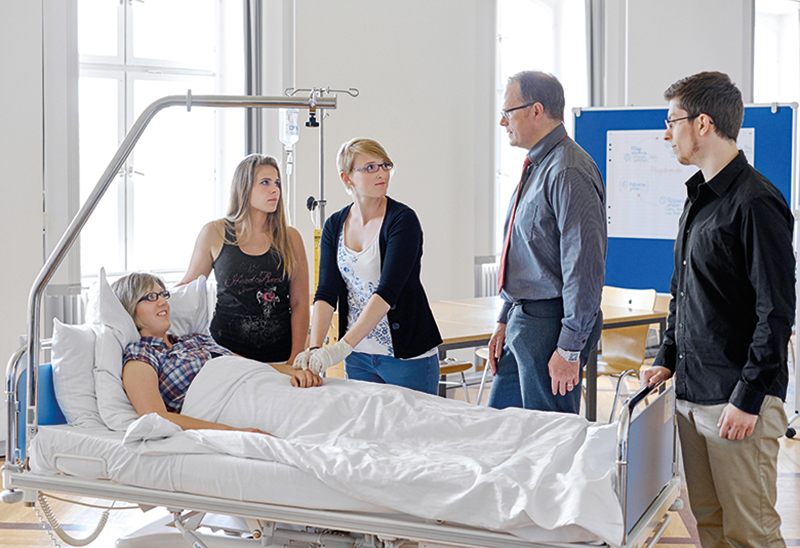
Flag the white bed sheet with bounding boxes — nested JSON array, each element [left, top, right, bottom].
[[27, 354, 627, 546], [28, 423, 608, 546], [29, 424, 384, 512]]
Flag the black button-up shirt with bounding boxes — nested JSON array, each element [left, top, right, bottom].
[[654, 151, 794, 414]]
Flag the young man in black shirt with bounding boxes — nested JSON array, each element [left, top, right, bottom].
[[644, 72, 793, 548]]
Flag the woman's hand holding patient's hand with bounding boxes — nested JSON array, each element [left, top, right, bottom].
[[293, 347, 319, 371], [308, 340, 354, 374]]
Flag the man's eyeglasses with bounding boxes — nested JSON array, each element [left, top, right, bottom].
[[664, 115, 698, 129], [138, 290, 170, 303], [352, 162, 394, 174], [501, 102, 536, 122]]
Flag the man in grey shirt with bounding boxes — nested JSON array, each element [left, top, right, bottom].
[[487, 71, 606, 413]]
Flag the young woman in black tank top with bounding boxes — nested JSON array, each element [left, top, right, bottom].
[[180, 154, 309, 364]]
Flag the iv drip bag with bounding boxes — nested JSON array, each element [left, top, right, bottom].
[[279, 109, 300, 147]]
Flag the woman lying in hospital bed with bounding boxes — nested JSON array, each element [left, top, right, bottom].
[[55, 268, 626, 545], [111, 271, 322, 435]]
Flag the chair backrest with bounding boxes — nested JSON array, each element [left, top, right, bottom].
[[600, 287, 657, 374], [654, 294, 671, 313], [602, 286, 657, 310]]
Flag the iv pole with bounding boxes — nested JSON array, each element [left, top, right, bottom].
[[284, 87, 359, 228]]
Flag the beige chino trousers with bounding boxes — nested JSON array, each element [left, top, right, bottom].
[[676, 396, 787, 548]]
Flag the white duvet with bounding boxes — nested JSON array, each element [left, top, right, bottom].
[[122, 356, 623, 545]]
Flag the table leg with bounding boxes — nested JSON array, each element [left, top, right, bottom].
[[586, 349, 597, 422]]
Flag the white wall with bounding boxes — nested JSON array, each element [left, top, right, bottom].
[[287, 0, 497, 301], [605, 0, 754, 106], [0, 0, 46, 445]]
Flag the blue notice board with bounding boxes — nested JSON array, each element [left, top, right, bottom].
[[573, 105, 796, 293]]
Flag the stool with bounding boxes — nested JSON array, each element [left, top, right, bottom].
[[439, 358, 472, 402]]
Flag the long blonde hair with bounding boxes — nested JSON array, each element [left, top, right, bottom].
[[225, 154, 296, 277]]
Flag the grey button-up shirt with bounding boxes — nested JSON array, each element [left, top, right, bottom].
[[498, 124, 606, 352]]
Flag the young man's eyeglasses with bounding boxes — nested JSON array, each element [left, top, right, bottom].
[[138, 290, 170, 303], [501, 102, 536, 122], [352, 162, 394, 174], [664, 115, 699, 129]]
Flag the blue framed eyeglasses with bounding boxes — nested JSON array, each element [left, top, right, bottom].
[[138, 290, 170, 303]]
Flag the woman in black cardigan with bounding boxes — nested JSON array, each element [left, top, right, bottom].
[[294, 138, 442, 394]]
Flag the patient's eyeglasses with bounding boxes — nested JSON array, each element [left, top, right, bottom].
[[351, 162, 394, 174], [138, 290, 171, 303]]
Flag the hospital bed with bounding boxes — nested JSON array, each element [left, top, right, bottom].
[[3, 338, 681, 548], [2, 93, 681, 548]]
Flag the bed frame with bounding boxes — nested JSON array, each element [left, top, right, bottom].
[[2, 93, 680, 547], [3, 346, 680, 548]]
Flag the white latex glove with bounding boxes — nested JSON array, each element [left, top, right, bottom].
[[293, 347, 319, 370], [308, 340, 354, 374]]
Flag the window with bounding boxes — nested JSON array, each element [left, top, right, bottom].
[[754, 0, 800, 103], [494, 0, 588, 253], [78, 0, 245, 284]]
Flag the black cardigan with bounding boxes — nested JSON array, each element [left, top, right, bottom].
[[314, 197, 442, 359]]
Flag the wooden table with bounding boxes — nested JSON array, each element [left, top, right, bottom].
[[431, 296, 667, 421]]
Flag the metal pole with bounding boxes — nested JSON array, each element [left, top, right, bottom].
[[318, 109, 325, 225], [23, 93, 335, 461]]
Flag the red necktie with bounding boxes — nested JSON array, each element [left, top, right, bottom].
[[497, 156, 532, 293]]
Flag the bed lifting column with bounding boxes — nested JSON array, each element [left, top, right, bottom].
[[19, 92, 336, 467]]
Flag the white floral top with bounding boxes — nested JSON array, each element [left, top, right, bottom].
[[337, 229, 394, 356]]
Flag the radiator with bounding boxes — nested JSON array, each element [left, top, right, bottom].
[[475, 262, 499, 298], [43, 290, 86, 338]]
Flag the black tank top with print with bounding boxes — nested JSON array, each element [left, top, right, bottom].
[[210, 221, 292, 362]]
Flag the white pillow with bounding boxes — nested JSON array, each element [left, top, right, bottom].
[[85, 268, 140, 431], [50, 319, 105, 428], [167, 275, 211, 336], [85, 267, 139, 348], [92, 324, 140, 431]]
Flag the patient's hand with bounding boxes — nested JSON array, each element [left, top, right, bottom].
[[290, 369, 323, 388]]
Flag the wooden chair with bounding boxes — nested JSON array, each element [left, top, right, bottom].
[[597, 285, 657, 421], [439, 358, 472, 402]]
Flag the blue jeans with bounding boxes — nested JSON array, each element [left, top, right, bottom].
[[345, 351, 440, 395], [487, 298, 602, 414]]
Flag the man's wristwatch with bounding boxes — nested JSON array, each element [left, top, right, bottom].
[[556, 347, 580, 362]]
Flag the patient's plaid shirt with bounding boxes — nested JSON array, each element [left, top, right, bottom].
[[123, 333, 232, 413]]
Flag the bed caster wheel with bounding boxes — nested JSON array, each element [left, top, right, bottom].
[[669, 498, 684, 512], [787, 427, 796, 439], [0, 489, 24, 504]]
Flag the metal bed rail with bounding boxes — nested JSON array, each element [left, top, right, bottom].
[[19, 92, 336, 467]]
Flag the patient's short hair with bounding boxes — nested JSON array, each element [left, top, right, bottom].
[[111, 272, 166, 330]]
